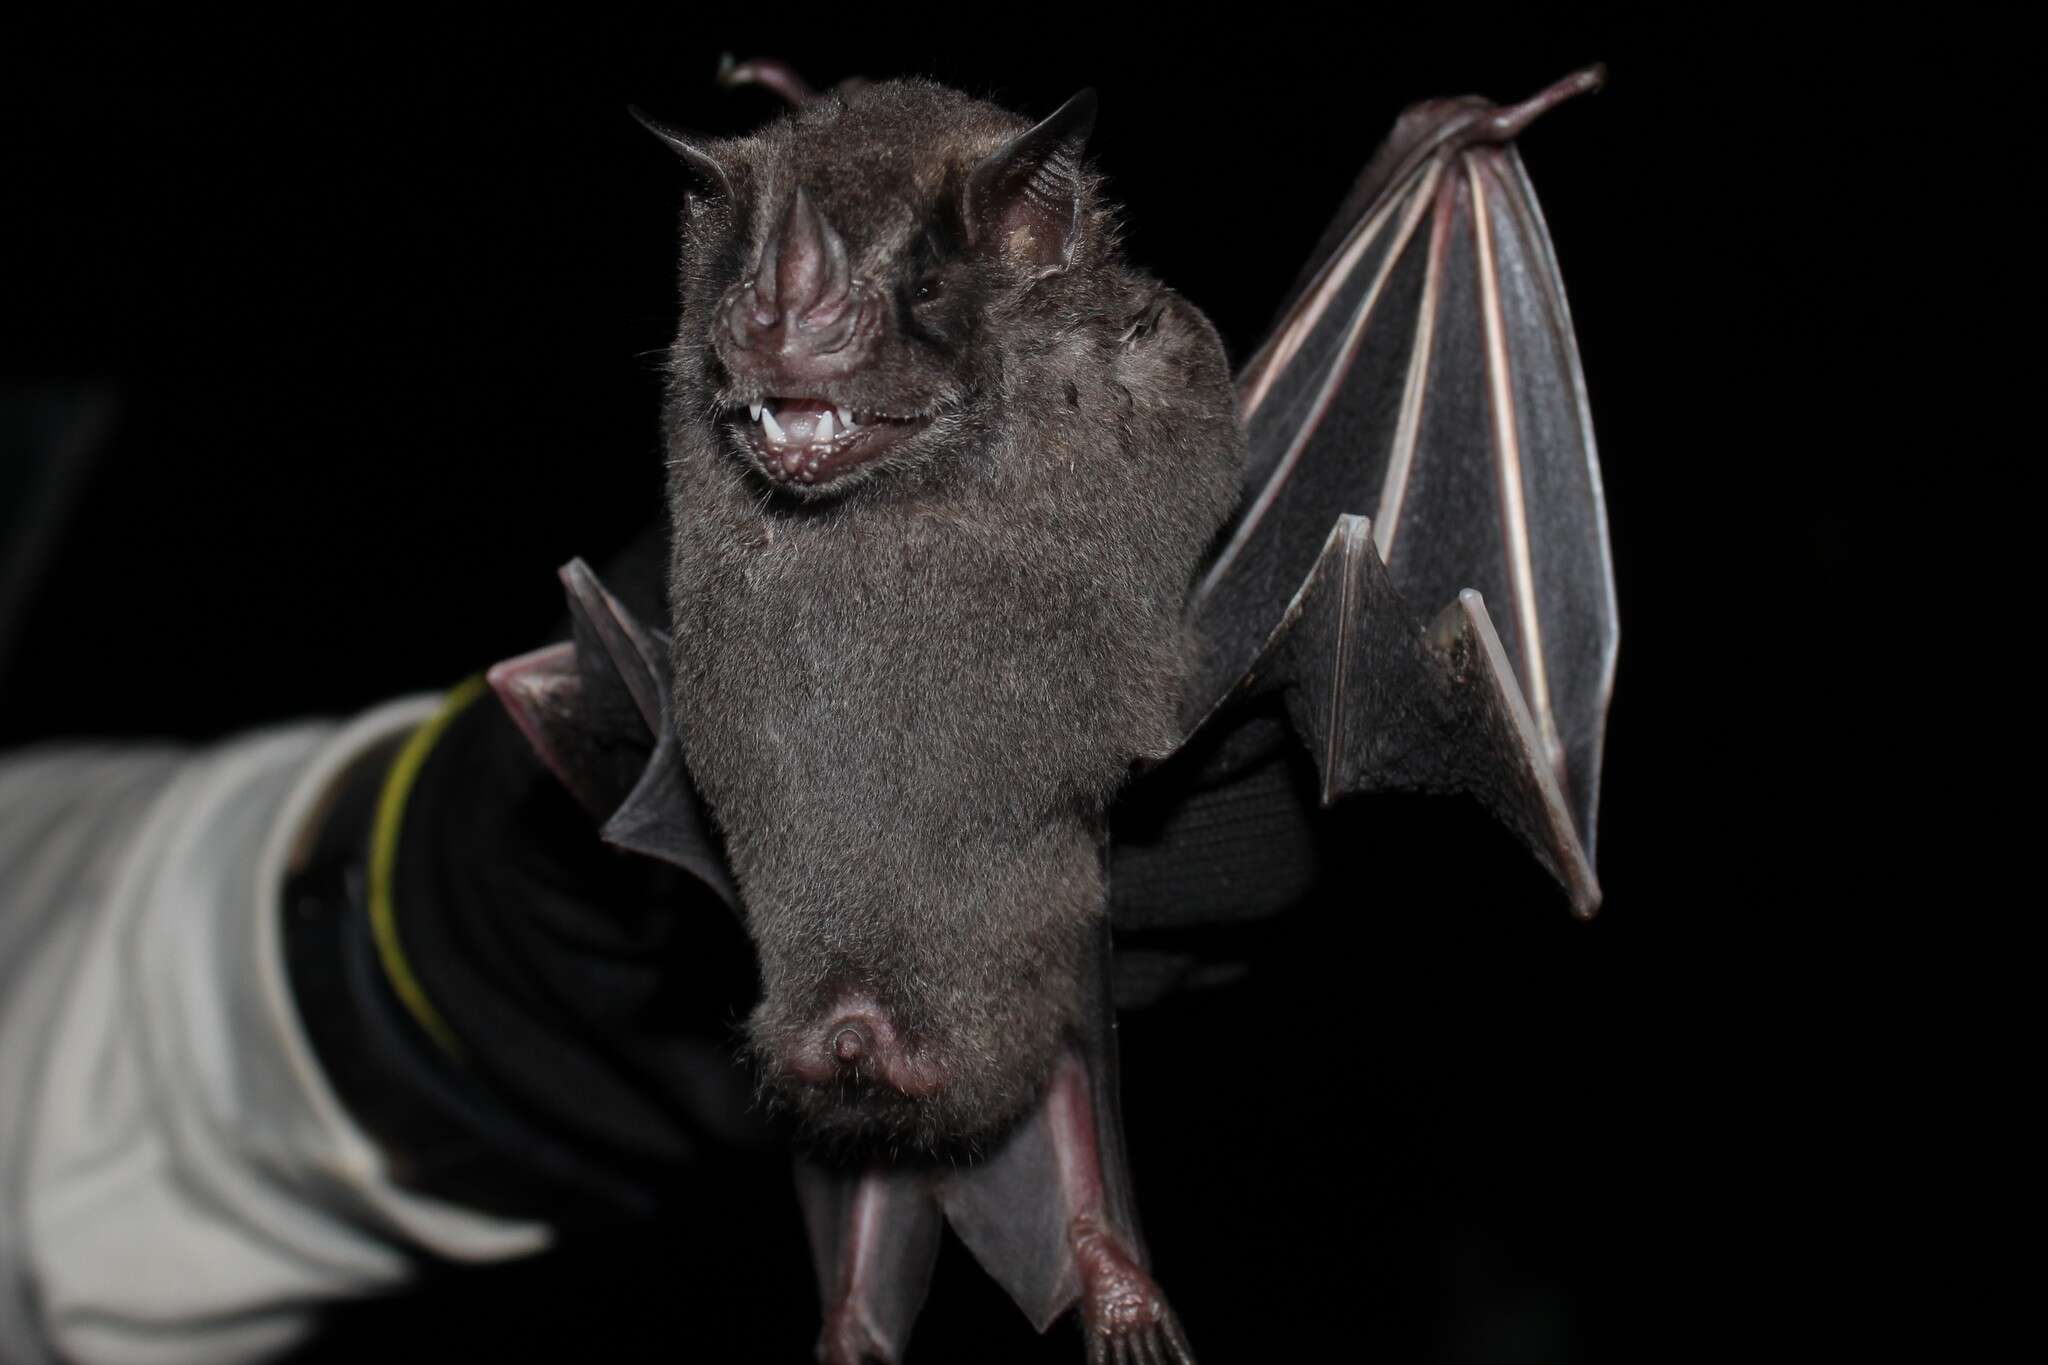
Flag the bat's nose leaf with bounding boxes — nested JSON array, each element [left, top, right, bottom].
[[730, 189, 862, 369], [779, 190, 849, 319]]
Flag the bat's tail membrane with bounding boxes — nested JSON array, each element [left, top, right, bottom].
[[1186, 68, 1615, 907]]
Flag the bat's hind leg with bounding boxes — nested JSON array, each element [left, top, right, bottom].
[[1042, 1059, 1195, 1365], [939, 1044, 1198, 1363]]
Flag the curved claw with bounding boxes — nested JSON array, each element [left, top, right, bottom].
[[1092, 1311, 1194, 1365], [1087, 1305, 1197, 1362], [716, 53, 819, 107], [1486, 63, 1606, 140]]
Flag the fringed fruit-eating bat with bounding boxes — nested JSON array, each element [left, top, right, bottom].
[[492, 62, 1615, 1363]]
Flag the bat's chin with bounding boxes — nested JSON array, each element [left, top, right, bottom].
[[727, 396, 933, 493]]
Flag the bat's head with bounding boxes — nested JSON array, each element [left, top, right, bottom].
[[644, 79, 1108, 499]]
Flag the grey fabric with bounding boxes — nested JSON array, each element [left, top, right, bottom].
[[0, 703, 546, 1364]]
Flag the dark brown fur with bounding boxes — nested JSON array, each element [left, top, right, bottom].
[[661, 80, 1243, 1149]]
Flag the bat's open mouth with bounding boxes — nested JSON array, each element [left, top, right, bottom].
[[732, 397, 932, 488]]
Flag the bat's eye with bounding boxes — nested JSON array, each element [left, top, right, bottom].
[[912, 276, 944, 303]]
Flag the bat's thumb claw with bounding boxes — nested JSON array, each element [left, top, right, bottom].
[[1491, 64, 1607, 138]]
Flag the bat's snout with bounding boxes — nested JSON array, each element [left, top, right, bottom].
[[723, 188, 878, 385]]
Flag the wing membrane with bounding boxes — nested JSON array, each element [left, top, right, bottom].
[[1186, 70, 1616, 869]]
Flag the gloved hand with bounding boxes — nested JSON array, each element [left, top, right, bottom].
[[283, 561, 764, 1223]]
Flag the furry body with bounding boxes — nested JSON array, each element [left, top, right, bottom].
[[661, 80, 1243, 1146]]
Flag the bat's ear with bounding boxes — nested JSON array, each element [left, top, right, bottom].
[[629, 106, 735, 199], [964, 88, 1097, 275]]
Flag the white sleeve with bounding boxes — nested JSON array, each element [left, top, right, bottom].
[[0, 702, 550, 1365]]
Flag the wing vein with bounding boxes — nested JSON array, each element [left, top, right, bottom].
[[1239, 166, 1411, 422], [1468, 160, 1562, 779], [1326, 523, 1359, 802], [1196, 162, 1443, 609], [1373, 173, 1453, 565]]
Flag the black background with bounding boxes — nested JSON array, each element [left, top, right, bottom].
[[3, 12, 1887, 1363]]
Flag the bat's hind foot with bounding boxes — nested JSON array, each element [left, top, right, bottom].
[[1073, 1218, 1196, 1364]]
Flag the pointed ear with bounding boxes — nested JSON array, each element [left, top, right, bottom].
[[964, 89, 1097, 274], [629, 106, 734, 199]]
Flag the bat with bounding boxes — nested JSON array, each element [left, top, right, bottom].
[[487, 61, 1614, 1363]]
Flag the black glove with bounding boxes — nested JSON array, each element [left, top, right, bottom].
[[283, 675, 763, 1223]]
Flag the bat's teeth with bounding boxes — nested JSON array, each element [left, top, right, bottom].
[[817, 409, 835, 443], [749, 401, 763, 422], [760, 408, 787, 444], [836, 405, 855, 429]]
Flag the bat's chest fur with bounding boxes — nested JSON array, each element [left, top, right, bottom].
[[668, 348, 1243, 962], [673, 480, 1184, 920]]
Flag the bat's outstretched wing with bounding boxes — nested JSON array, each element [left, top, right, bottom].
[[1175, 67, 1616, 914]]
